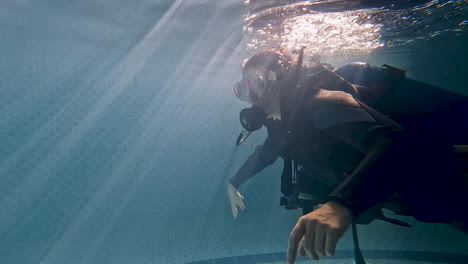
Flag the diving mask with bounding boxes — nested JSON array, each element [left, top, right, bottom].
[[234, 71, 277, 103], [234, 72, 265, 103]]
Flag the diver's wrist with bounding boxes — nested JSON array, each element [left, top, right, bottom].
[[326, 197, 354, 218]]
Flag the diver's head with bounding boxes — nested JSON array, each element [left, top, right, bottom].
[[234, 48, 294, 118]]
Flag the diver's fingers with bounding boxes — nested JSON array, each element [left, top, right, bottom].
[[237, 198, 246, 211], [238, 192, 244, 200], [304, 223, 319, 261], [287, 218, 305, 264], [314, 226, 327, 257], [231, 205, 238, 219], [298, 238, 306, 257], [325, 228, 341, 256]]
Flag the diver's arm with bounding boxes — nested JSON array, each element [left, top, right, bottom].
[[323, 121, 423, 217], [229, 137, 280, 188]]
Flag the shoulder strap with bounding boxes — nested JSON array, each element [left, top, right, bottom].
[[355, 99, 401, 127]]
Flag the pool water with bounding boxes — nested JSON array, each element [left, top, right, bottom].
[[0, 0, 467, 263]]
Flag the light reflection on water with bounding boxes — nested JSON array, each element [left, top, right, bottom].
[[242, 0, 467, 61], [248, 11, 384, 56]]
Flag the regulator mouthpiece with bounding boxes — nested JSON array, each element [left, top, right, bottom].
[[240, 106, 266, 132], [236, 106, 267, 145]]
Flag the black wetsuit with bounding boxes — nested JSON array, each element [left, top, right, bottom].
[[230, 64, 468, 224]]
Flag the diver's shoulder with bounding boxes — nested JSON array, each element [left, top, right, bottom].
[[308, 89, 360, 109], [305, 89, 375, 130]]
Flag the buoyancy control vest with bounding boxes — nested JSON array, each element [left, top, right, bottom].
[[278, 62, 468, 226], [335, 62, 468, 145]]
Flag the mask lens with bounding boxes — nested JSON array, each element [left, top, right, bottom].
[[234, 81, 251, 102], [234, 73, 265, 103]]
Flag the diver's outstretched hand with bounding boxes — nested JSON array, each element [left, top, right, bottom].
[[287, 201, 352, 263], [227, 182, 245, 219]]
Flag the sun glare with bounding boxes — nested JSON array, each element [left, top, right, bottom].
[[246, 10, 384, 59]]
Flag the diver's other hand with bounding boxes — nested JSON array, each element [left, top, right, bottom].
[[287, 201, 352, 263], [227, 182, 245, 219]]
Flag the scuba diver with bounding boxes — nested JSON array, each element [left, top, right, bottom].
[[227, 47, 468, 263]]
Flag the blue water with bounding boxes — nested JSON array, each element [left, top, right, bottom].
[[0, 1, 467, 263]]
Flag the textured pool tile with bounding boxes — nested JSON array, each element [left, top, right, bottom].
[[189, 260, 214, 264], [331, 250, 354, 259], [234, 254, 258, 264], [271, 252, 286, 261], [213, 257, 237, 264], [253, 253, 279, 262]]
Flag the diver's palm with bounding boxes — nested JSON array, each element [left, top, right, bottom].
[[227, 183, 246, 219]]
